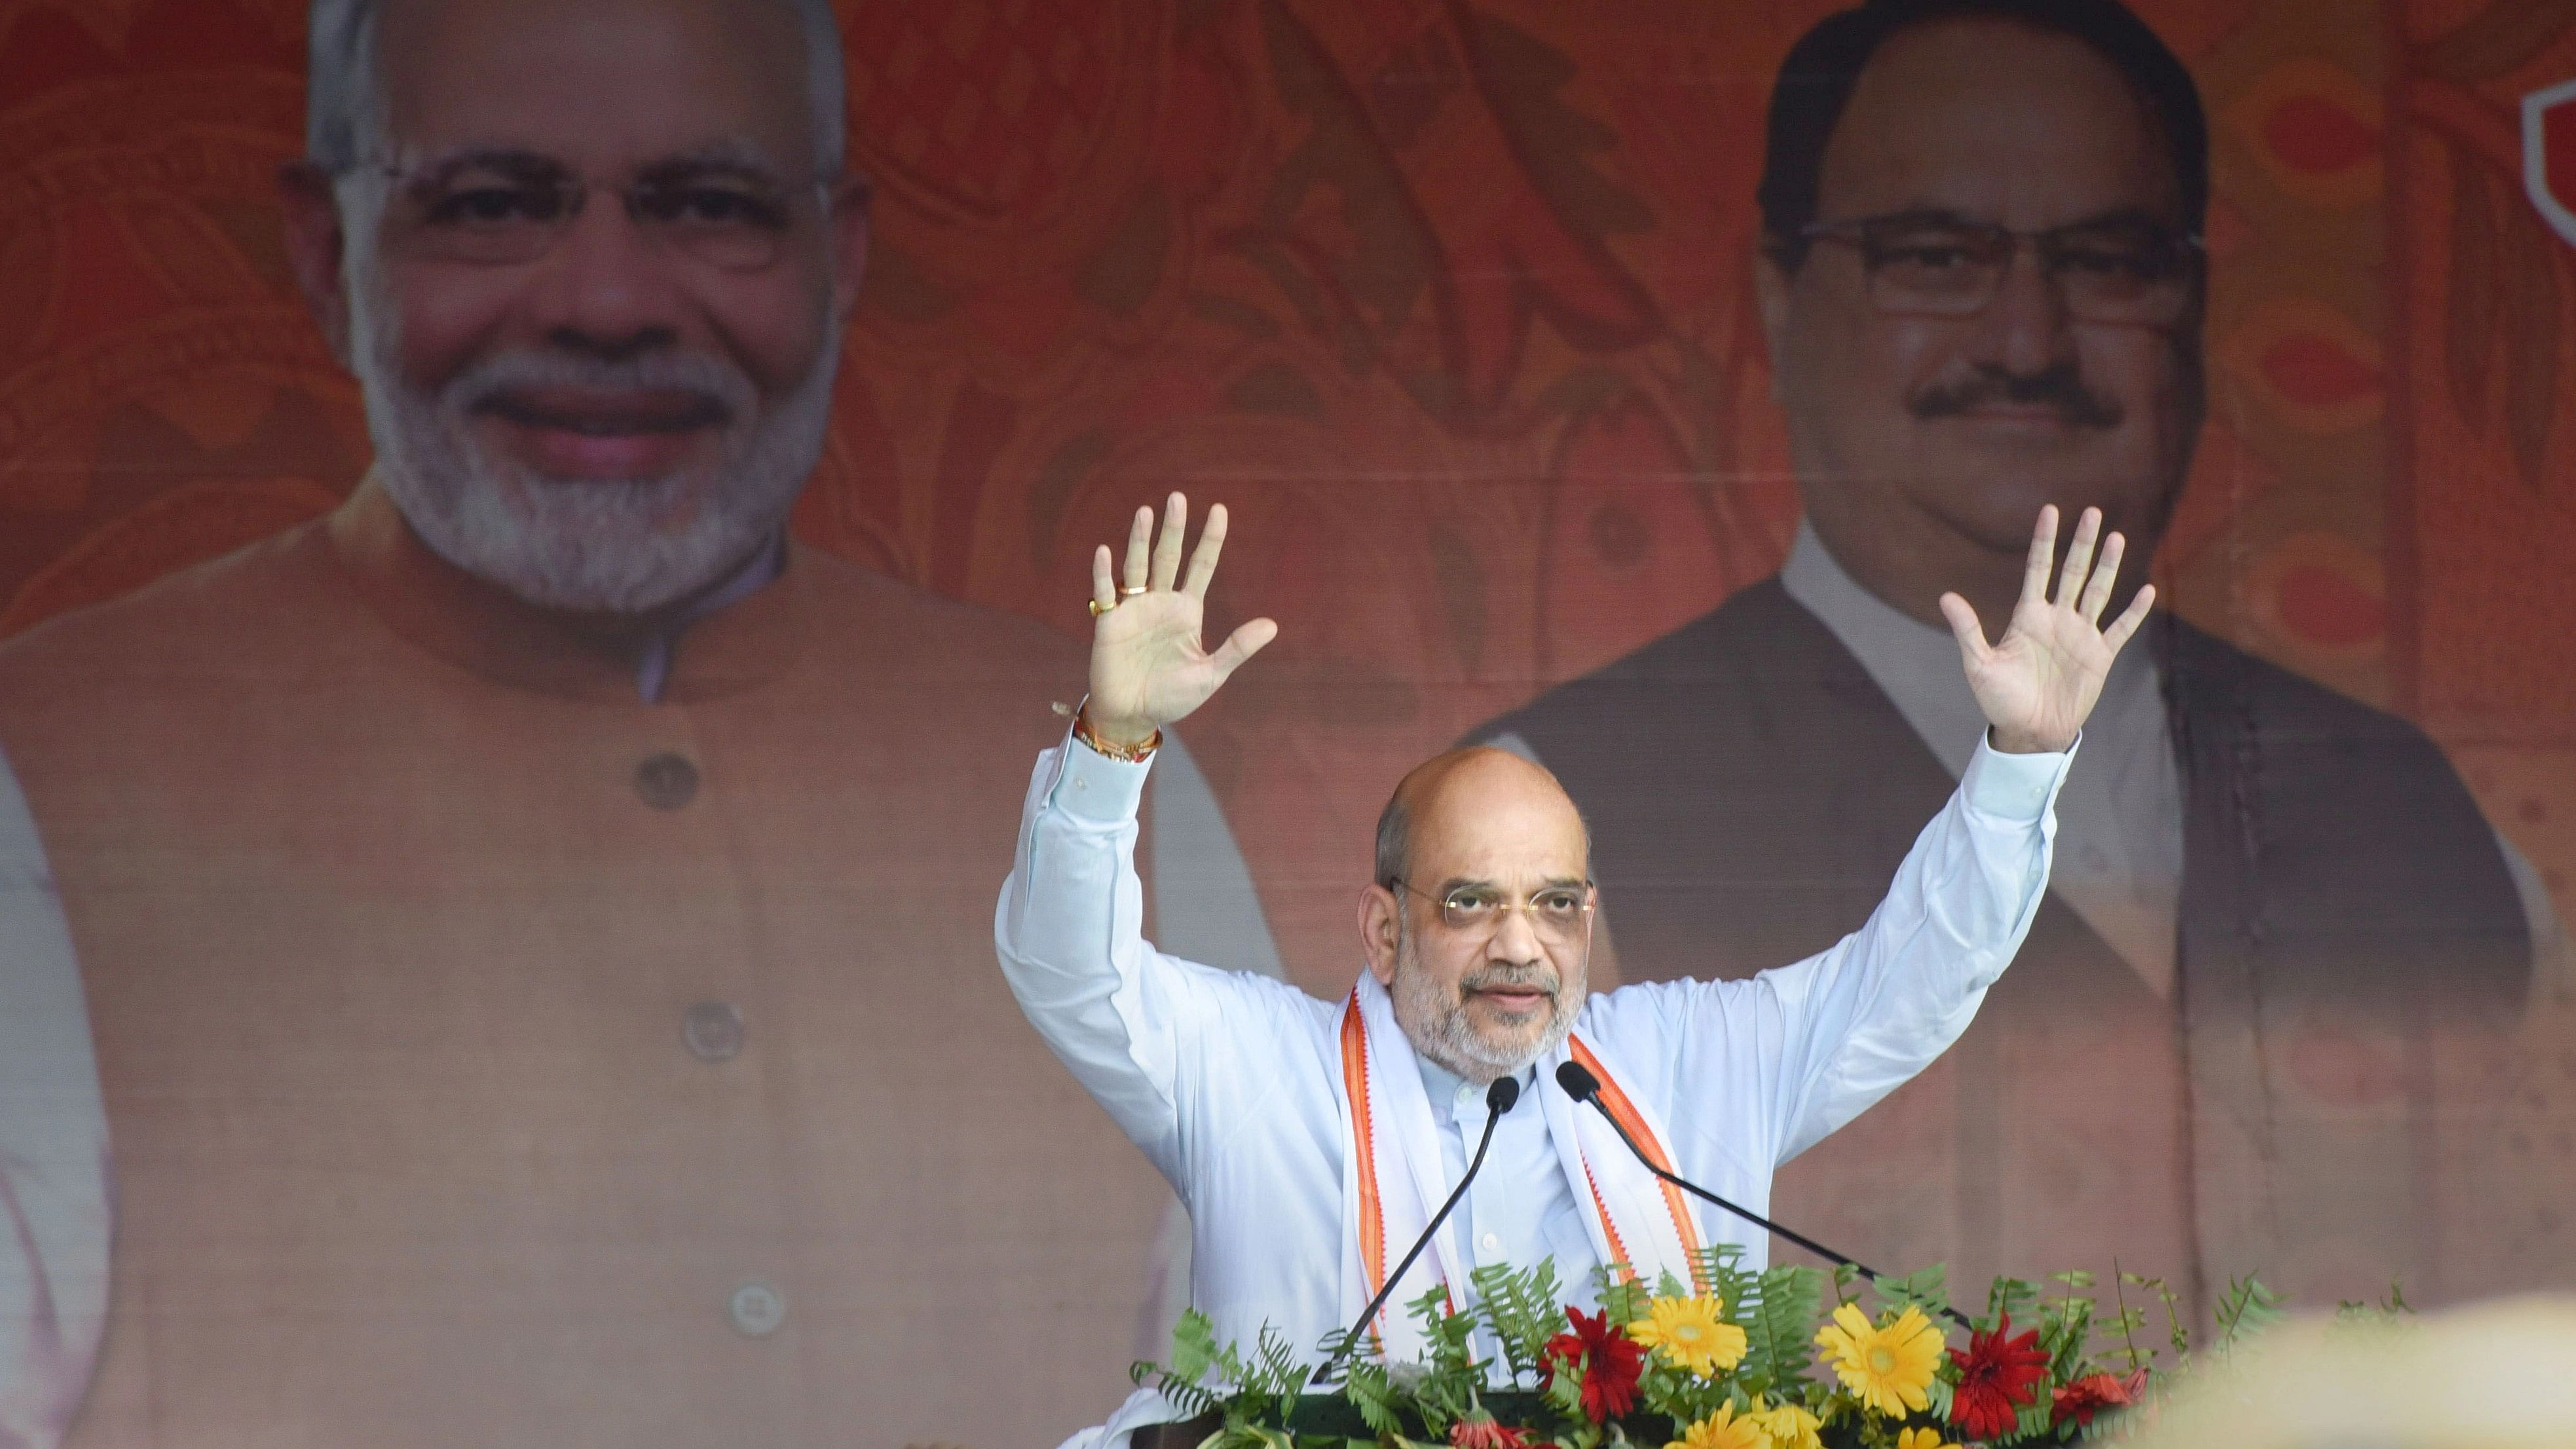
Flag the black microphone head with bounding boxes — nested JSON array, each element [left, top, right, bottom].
[[1555, 1061, 1600, 1103], [1485, 1076, 1520, 1114]]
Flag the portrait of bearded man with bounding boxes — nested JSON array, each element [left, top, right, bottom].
[[0, 0, 1222, 1443]]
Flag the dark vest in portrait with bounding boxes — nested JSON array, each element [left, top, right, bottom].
[[1479, 577, 2529, 1309]]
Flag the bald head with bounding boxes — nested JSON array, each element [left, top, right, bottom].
[[1362, 746, 1596, 1082], [1373, 747, 1590, 892]]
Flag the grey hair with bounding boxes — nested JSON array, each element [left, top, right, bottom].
[[1373, 790, 1410, 890], [306, 0, 849, 176]]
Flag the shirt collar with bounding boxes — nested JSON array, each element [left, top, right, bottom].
[[1778, 518, 2155, 774], [1415, 1052, 1538, 1124]]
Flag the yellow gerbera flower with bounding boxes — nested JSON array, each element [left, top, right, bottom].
[[1628, 1294, 1749, 1375], [1750, 1398, 1823, 1449], [1814, 1303, 1943, 1417], [1668, 1401, 1770, 1449], [1895, 1427, 1960, 1449]]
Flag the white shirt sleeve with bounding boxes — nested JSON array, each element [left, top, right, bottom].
[[0, 751, 109, 1449], [1640, 733, 2070, 1168], [994, 734, 1312, 1188]]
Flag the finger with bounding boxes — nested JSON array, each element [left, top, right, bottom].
[[1937, 591, 1990, 662], [1206, 616, 1279, 679], [2019, 505, 2060, 606], [1182, 502, 1229, 598], [1149, 492, 1187, 592], [2054, 506, 2102, 607], [2076, 531, 2127, 623], [1091, 544, 1117, 614], [2100, 583, 2157, 654], [1121, 506, 1153, 592]]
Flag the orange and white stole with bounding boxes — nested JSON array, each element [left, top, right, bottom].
[[1335, 973, 1708, 1364]]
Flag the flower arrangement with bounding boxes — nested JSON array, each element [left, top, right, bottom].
[[1130, 1251, 2353, 1449]]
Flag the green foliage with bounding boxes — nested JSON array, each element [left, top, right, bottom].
[[2039, 1271, 2099, 1382], [1470, 1258, 1566, 1382], [1740, 1262, 1824, 1392], [1383, 1283, 1495, 1437], [1870, 1263, 1954, 1324], [2335, 1280, 2414, 1325], [1339, 1360, 1402, 1438], [1984, 1275, 2043, 1332], [1130, 1256, 2309, 1449], [2213, 1275, 2284, 1353], [1690, 1243, 1753, 1296], [1132, 1308, 1316, 1428], [1594, 1262, 1647, 1330]]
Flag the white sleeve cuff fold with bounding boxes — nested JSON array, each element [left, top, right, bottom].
[[1957, 730, 2077, 821], [1046, 730, 1155, 825]]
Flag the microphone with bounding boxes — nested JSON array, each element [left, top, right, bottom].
[[1554, 1062, 1970, 1330], [1316, 1075, 1521, 1382]]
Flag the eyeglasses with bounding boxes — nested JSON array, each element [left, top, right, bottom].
[[1389, 878, 1596, 945], [1800, 210, 2203, 328], [356, 150, 842, 273]]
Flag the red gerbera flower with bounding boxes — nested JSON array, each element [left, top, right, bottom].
[[1540, 1306, 1645, 1423], [2051, 1370, 2142, 1428], [1947, 1311, 2047, 1440], [1450, 1415, 1530, 1449]]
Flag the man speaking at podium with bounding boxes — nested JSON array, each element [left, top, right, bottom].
[[998, 493, 2153, 1444]]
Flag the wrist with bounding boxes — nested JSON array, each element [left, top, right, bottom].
[[1074, 704, 1161, 762], [1988, 725, 2073, 755]]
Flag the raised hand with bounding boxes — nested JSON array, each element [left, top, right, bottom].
[[1937, 505, 2156, 755], [1083, 493, 1279, 747]]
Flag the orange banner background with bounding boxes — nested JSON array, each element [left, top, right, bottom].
[[3, 0, 2574, 1378]]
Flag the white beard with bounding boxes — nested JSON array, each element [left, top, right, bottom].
[[1392, 928, 1582, 1083], [346, 255, 838, 614]]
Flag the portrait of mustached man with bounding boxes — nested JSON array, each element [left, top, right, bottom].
[[0, 0, 1199, 1443]]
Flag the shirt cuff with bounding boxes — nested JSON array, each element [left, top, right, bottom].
[[1958, 729, 2077, 821], [1045, 727, 1154, 825]]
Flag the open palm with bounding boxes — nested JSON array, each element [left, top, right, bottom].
[[1937, 506, 2156, 755], [1083, 494, 1277, 745]]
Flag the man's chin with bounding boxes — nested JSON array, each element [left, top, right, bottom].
[[1909, 462, 2144, 557]]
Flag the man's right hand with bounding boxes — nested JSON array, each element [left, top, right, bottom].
[[1083, 493, 1278, 747]]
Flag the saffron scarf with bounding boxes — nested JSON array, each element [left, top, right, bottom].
[[1334, 973, 1708, 1363]]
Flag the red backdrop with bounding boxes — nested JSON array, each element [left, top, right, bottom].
[[3, 0, 2572, 1336]]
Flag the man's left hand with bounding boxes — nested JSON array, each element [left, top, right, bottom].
[[1938, 505, 2155, 755]]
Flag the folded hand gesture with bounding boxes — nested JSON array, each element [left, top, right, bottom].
[[1938, 506, 2156, 755], [1083, 493, 1278, 747]]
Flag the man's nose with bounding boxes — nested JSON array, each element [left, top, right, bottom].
[[524, 194, 687, 360], [1487, 903, 1546, 964], [1968, 244, 2078, 379]]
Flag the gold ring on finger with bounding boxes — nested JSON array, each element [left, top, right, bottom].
[[1119, 584, 1148, 597], [1087, 597, 1114, 617]]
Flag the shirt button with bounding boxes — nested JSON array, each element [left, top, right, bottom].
[[1480, 1232, 1502, 1256], [1456, 1084, 1480, 1111], [729, 1279, 786, 1337], [682, 1001, 745, 1062], [635, 752, 701, 810]]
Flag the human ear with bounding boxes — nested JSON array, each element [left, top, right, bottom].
[[1755, 248, 1795, 405], [279, 160, 356, 367], [827, 177, 871, 325], [1358, 885, 1402, 986]]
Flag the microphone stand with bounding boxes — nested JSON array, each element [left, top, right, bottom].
[[1313, 1075, 1521, 1384], [1555, 1063, 1972, 1331]]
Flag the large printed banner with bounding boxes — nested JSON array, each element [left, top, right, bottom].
[[0, 1, 2571, 1445]]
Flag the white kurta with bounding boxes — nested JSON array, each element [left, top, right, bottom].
[[0, 747, 109, 1449], [996, 728, 2072, 1443]]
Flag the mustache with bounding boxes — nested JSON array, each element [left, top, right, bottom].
[[441, 348, 755, 425], [1461, 965, 1562, 998], [1910, 364, 2122, 429]]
